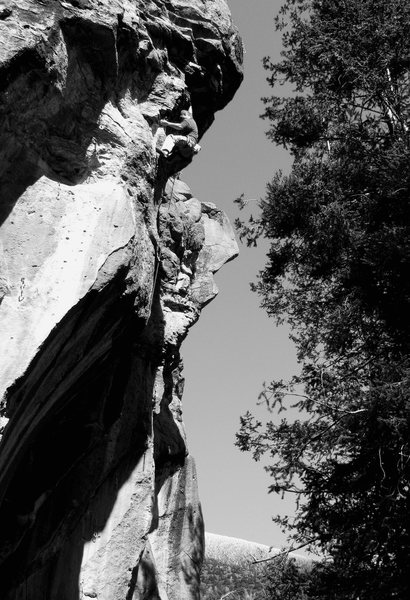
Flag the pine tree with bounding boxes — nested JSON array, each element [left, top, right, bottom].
[[236, 1, 410, 598]]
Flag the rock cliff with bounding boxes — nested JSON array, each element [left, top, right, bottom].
[[0, 1, 242, 598]]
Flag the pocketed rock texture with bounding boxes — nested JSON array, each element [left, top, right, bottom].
[[0, 2, 242, 599]]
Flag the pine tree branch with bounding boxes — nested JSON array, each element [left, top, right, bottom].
[[251, 538, 317, 565]]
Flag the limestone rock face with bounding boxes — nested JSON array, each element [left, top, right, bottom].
[[0, 1, 242, 598]]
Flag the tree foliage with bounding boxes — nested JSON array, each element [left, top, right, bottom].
[[200, 556, 269, 600], [263, 556, 311, 600], [200, 554, 312, 600], [235, 1, 410, 598]]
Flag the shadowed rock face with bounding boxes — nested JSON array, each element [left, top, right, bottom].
[[0, 1, 242, 598]]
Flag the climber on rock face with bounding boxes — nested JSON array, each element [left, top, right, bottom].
[[159, 109, 199, 158]]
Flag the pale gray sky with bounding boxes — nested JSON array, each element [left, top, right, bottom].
[[182, 1, 299, 548]]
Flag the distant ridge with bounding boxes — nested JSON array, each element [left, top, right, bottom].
[[201, 533, 310, 599], [205, 532, 309, 565]]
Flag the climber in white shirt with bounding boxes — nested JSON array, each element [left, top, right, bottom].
[[159, 110, 199, 158]]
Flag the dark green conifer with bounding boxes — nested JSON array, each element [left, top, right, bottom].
[[236, 2, 410, 598]]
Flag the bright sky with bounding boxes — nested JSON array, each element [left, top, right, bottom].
[[182, 0, 299, 548]]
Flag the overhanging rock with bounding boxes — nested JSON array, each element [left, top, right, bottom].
[[0, 1, 242, 598]]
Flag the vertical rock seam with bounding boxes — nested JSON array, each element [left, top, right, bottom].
[[0, 1, 243, 599]]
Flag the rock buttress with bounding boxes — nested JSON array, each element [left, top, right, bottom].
[[0, 1, 242, 598]]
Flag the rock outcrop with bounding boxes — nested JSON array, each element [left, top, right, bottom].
[[0, 1, 242, 598]]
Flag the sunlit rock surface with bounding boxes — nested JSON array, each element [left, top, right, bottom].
[[0, 1, 242, 598]]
